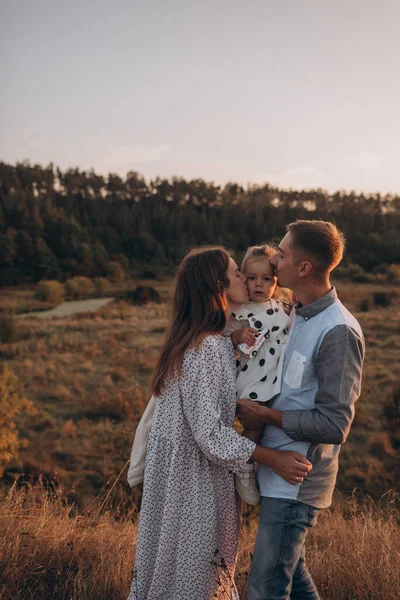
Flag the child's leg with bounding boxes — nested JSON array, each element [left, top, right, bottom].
[[243, 422, 264, 463], [235, 423, 262, 505]]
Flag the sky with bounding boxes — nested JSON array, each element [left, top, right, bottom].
[[1, 0, 400, 194]]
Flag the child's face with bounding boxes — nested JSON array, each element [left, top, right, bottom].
[[244, 257, 277, 302]]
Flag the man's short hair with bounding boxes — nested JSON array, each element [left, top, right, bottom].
[[287, 220, 345, 276]]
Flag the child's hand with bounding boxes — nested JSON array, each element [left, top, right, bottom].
[[231, 327, 258, 348]]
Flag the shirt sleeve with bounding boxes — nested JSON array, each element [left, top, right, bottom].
[[180, 337, 255, 471], [282, 325, 365, 445]]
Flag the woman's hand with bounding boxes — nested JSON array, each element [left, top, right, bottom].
[[251, 447, 312, 486]]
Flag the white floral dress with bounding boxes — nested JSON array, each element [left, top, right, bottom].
[[128, 334, 255, 600]]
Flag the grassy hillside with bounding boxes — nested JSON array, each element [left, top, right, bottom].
[[1, 280, 399, 505], [0, 280, 399, 598]]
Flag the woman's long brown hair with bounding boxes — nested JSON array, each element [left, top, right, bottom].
[[151, 246, 230, 396]]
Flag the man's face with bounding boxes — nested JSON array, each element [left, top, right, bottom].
[[270, 232, 300, 290]]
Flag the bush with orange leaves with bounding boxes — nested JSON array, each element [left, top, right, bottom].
[[0, 364, 37, 477]]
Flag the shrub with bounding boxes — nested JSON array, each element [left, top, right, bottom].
[[65, 277, 95, 300], [359, 298, 371, 312], [0, 364, 36, 477], [106, 261, 125, 283], [383, 386, 400, 433], [37, 280, 65, 304], [387, 264, 400, 284], [335, 262, 376, 283], [352, 271, 373, 283], [369, 432, 395, 459], [122, 286, 162, 305], [111, 253, 130, 273], [372, 264, 389, 275], [373, 291, 391, 308], [0, 313, 17, 343], [375, 273, 387, 284], [141, 269, 157, 279], [93, 277, 112, 297]]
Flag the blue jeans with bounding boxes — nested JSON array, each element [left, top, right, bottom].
[[247, 497, 321, 600]]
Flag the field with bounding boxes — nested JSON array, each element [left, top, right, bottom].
[[0, 280, 399, 599]]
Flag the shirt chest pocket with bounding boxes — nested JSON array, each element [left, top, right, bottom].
[[284, 350, 307, 389]]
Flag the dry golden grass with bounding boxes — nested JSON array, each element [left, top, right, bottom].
[[0, 481, 137, 600], [0, 483, 399, 600]]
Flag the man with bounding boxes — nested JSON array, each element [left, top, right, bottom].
[[237, 220, 365, 600]]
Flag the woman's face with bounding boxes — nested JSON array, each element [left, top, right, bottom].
[[225, 257, 248, 306]]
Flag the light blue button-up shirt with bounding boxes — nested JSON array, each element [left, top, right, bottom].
[[258, 288, 365, 508]]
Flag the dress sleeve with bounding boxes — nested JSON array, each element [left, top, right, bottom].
[[180, 337, 255, 471]]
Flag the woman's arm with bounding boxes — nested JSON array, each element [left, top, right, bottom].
[[251, 445, 312, 485], [180, 338, 256, 472]]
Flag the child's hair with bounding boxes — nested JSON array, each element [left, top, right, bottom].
[[241, 244, 293, 306], [241, 244, 276, 274]]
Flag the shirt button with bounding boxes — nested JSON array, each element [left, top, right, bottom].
[[304, 317, 309, 321]]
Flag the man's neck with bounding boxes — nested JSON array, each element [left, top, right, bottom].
[[293, 280, 332, 307]]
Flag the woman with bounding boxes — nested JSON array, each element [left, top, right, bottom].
[[128, 246, 311, 600]]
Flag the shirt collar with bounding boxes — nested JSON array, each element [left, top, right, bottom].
[[295, 287, 337, 320]]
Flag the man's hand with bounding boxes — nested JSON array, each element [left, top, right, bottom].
[[236, 398, 265, 428], [237, 398, 283, 429], [231, 327, 258, 348]]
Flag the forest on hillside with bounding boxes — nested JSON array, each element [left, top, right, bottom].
[[1, 161, 400, 286]]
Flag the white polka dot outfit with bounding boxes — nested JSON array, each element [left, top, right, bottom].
[[231, 300, 290, 403], [128, 335, 256, 600]]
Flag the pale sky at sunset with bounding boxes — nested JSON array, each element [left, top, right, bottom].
[[1, 0, 399, 194]]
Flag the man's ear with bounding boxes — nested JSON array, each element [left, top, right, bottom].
[[298, 261, 313, 278]]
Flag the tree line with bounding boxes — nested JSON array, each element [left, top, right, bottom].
[[1, 161, 399, 286]]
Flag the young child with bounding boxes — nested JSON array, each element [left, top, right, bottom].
[[228, 245, 291, 505]]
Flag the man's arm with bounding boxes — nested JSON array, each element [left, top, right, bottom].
[[283, 325, 364, 444], [238, 325, 365, 445]]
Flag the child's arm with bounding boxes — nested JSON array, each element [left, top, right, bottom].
[[231, 327, 258, 348]]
